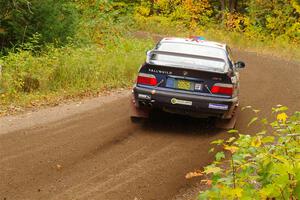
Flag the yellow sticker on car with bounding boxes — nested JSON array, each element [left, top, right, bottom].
[[171, 98, 192, 106], [177, 80, 191, 90]]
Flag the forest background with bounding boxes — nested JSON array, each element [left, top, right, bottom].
[[0, 0, 299, 114]]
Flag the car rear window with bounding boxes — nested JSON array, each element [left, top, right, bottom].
[[151, 42, 227, 71]]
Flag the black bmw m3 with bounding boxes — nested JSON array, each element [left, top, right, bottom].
[[130, 37, 245, 124]]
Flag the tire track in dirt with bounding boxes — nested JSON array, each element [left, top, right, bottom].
[[0, 50, 300, 200]]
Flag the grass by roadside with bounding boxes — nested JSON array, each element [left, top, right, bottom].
[[0, 36, 154, 116], [1, 27, 299, 117], [202, 29, 300, 62], [1, 17, 299, 117], [1, 0, 300, 118]]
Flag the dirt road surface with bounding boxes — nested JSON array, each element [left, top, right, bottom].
[[0, 50, 300, 200]]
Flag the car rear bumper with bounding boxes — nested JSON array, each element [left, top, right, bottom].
[[132, 86, 238, 119]]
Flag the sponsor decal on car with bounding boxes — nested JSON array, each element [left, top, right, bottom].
[[208, 103, 228, 110], [171, 98, 192, 106], [148, 68, 173, 75], [138, 94, 151, 100], [194, 83, 203, 91]]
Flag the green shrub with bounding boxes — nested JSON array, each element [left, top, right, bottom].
[[0, 35, 154, 112], [0, 0, 78, 49], [197, 106, 300, 199]]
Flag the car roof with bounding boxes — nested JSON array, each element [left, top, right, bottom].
[[159, 37, 227, 50], [149, 37, 230, 73]]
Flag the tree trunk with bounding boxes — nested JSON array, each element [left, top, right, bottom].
[[219, 0, 226, 11], [149, 0, 154, 15], [234, 0, 238, 11], [229, 0, 238, 12]]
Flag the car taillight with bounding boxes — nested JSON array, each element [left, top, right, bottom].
[[137, 73, 157, 86], [211, 83, 233, 96]]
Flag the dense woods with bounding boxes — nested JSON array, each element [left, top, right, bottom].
[[0, 0, 78, 49], [133, 0, 300, 41], [0, 0, 299, 110], [0, 0, 299, 112], [0, 0, 300, 50]]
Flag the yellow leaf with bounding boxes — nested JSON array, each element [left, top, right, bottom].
[[251, 137, 262, 147], [232, 188, 243, 197], [277, 112, 288, 123], [248, 117, 258, 127], [185, 170, 203, 179], [204, 166, 222, 174], [224, 145, 239, 153], [291, 0, 300, 14], [200, 179, 212, 186]]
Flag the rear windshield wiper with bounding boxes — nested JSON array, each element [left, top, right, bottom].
[[154, 79, 164, 88]]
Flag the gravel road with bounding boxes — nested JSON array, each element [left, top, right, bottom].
[[0, 50, 299, 200]]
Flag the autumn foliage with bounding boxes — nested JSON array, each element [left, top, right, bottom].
[[1, 0, 299, 49], [134, 0, 300, 42], [0, 0, 299, 115]]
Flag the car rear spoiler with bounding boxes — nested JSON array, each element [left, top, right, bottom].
[[149, 50, 226, 63]]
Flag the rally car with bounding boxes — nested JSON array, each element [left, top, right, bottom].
[[130, 37, 245, 125]]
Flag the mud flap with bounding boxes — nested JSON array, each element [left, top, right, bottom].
[[215, 112, 237, 130], [215, 103, 238, 129], [129, 96, 149, 119]]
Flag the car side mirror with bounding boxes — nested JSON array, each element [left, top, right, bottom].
[[235, 61, 246, 69], [146, 50, 152, 63], [146, 50, 152, 56]]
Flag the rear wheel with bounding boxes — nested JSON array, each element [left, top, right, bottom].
[[215, 114, 237, 130]]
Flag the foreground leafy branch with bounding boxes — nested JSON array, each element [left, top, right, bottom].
[[196, 106, 300, 199]]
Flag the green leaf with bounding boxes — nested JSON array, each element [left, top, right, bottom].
[[211, 139, 224, 145], [248, 117, 258, 127], [226, 137, 236, 143], [294, 184, 300, 199], [231, 188, 243, 198], [227, 129, 239, 134], [272, 106, 289, 113], [272, 155, 289, 164], [261, 118, 268, 125], [270, 120, 279, 128], [257, 130, 267, 135], [277, 106, 288, 112], [261, 136, 275, 144], [253, 109, 260, 113], [199, 106, 300, 198], [273, 173, 290, 188], [259, 184, 280, 199], [241, 105, 252, 111], [215, 151, 225, 161], [204, 166, 222, 174]]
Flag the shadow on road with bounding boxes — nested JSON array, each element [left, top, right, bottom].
[[140, 110, 223, 137]]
